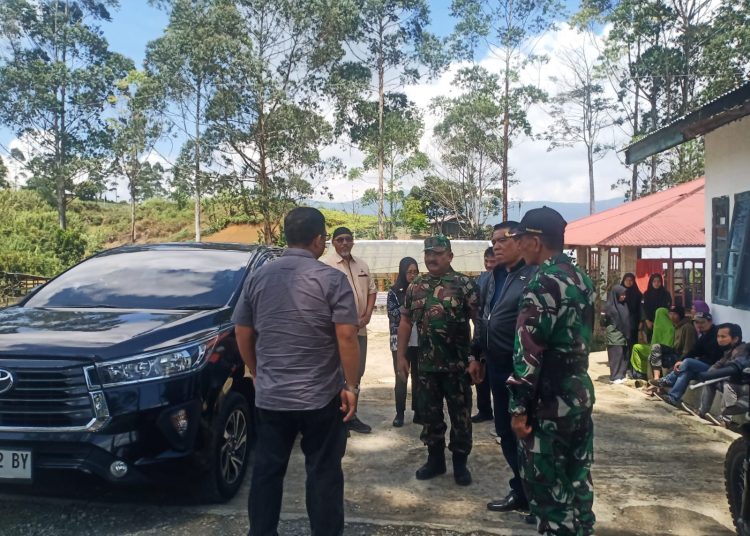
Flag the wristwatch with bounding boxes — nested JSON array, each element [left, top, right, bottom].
[[344, 383, 360, 396], [510, 406, 527, 416]]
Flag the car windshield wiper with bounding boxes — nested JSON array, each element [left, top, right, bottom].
[[174, 304, 222, 310]]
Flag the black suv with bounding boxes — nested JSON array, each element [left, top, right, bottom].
[[0, 243, 279, 501]]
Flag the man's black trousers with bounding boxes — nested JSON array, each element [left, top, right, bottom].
[[487, 356, 525, 499], [248, 396, 347, 536]]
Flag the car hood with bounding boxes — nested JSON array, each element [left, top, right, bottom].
[[0, 307, 224, 361]]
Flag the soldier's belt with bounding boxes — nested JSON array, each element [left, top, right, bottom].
[[542, 352, 589, 375]]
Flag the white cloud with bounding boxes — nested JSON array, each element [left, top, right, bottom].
[[320, 22, 632, 205]]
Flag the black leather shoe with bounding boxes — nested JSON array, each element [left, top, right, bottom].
[[471, 412, 493, 423], [347, 416, 372, 434], [392, 414, 404, 428], [487, 492, 529, 512]]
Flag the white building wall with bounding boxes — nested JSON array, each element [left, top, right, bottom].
[[704, 115, 750, 329]]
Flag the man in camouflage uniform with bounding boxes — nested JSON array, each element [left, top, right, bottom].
[[397, 235, 481, 486], [506, 207, 596, 536]]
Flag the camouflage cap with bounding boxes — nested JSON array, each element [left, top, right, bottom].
[[424, 235, 451, 252]]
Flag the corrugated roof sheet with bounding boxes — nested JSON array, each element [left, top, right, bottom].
[[564, 178, 705, 247], [322, 239, 491, 275]]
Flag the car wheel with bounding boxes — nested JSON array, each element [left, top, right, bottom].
[[201, 391, 251, 502]]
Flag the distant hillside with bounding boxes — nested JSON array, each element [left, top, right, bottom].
[[309, 196, 624, 224]]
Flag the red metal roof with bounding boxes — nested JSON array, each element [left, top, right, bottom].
[[564, 178, 705, 247]]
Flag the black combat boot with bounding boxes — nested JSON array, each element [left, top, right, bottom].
[[415, 444, 446, 480], [452, 453, 472, 486]]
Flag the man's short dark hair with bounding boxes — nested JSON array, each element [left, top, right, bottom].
[[493, 220, 519, 232], [484, 247, 494, 257], [717, 323, 743, 341], [670, 305, 686, 319], [284, 207, 326, 246]]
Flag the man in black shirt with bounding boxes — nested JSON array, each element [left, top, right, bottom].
[[481, 222, 537, 514], [653, 312, 723, 405]]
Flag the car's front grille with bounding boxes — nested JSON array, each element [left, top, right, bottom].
[[0, 361, 94, 428]]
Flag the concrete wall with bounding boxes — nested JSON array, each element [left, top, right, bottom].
[[704, 115, 750, 329]]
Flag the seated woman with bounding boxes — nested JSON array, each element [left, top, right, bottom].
[[630, 307, 673, 380]]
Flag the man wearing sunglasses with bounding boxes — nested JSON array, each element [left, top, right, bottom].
[[323, 226, 377, 434]]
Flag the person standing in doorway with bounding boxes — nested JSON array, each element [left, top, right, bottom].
[[507, 207, 597, 536], [642, 274, 672, 341], [620, 272, 642, 369], [323, 226, 377, 434], [601, 285, 631, 383], [233, 207, 361, 536], [387, 257, 421, 427], [472, 246, 496, 424], [397, 236, 481, 486]]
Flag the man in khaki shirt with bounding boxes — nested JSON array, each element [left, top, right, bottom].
[[323, 227, 377, 434]]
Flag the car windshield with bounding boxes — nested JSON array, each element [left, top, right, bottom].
[[24, 249, 251, 310]]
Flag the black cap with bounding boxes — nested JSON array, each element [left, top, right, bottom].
[[332, 227, 353, 239], [508, 206, 567, 240]]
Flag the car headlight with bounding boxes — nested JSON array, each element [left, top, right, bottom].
[[97, 336, 218, 386]]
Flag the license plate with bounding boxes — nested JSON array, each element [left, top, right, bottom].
[[0, 449, 32, 481]]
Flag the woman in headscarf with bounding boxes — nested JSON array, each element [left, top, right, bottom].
[[387, 257, 420, 427], [642, 273, 672, 340], [621, 273, 642, 347], [601, 285, 632, 383], [631, 307, 674, 380]]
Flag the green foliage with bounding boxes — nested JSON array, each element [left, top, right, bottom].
[[581, 0, 750, 198], [398, 196, 428, 234], [0, 0, 135, 229], [333, 0, 444, 237], [0, 156, 8, 189], [450, 0, 563, 216], [429, 66, 513, 237], [0, 190, 88, 276], [346, 93, 428, 237], [0, 188, 380, 276]]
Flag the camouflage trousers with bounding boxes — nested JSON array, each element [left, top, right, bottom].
[[416, 371, 472, 455], [518, 411, 595, 536]]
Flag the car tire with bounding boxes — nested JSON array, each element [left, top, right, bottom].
[[200, 391, 252, 503]]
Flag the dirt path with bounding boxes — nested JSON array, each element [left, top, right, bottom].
[[0, 314, 738, 535], [262, 315, 736, 535]]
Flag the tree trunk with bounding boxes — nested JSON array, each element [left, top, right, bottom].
[[131, 197, 137, 243], [501, 53, 511, 221], [588, 144, 595, 215], [631, 68, 641, 200], [377, 24, 386, 239], [56, 1, 68, 230], [194, 90, 202, 242]]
